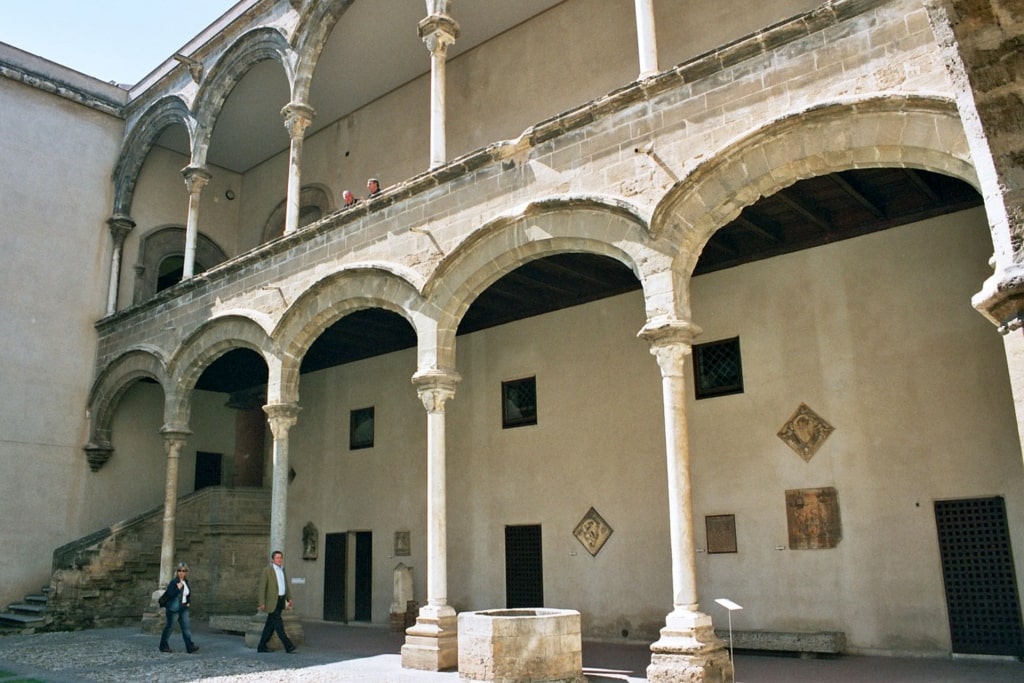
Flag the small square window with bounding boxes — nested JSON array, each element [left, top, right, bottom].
[[502, 377, 537, 428], [350, 406, 374, 450], [694, 337, 743, 399]]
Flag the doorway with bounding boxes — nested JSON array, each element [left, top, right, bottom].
[[323, 531, 373, 622], [505, 524, 543, 608], [935, 496, 1024, 656], [323, 532, 347, 622], [194, 451, 222, 490]]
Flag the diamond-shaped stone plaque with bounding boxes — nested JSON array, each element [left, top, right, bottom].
[[573, 507, 613, 556], [777, 403, 834, 462]]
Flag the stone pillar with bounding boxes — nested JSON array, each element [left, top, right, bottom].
[[158, 428, 190, 585], [181, 166, 211, 279], [281, 102, 316, 235], [264, 403, 300, 554], [634, 0, 659, 78], [105, 214, 134, 315], [402, 369, 460, 671], [639, 320, 730, 683], [925, 1, 1024, 462], [418, 5, 459, 170]]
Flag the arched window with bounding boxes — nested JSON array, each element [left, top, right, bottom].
[[261, 185, 334, 243], [133, 227, 228, 303]]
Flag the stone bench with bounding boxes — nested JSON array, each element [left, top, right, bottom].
[[715, 629, 846, 655]]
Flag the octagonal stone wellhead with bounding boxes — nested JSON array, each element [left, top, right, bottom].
[[457, 608, 584, 683]]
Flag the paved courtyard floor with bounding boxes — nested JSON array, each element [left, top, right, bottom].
[[0, 620, 1021, 682]]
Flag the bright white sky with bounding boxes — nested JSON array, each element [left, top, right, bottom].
[[0, 1, 239, 85]]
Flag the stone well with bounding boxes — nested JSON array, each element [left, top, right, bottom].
[[457, 608, 583, 683]]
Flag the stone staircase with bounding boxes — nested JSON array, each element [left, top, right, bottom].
[[0, 587, 51, 633], [1, 487, 271, 633]]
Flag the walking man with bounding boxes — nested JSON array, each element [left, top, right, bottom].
[[257, 550, 296, 653]]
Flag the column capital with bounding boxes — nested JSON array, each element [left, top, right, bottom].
[[281, 101, 316, 139], [264, 402, 302, 439], [973, 264, 1024, 333], [106, 214, 135, 242], [181, 165, 212, 193], [638, 319, 701, 377], [413, 369, 461, 412], [418, 13, 460, 54]]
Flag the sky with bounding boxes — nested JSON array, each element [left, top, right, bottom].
[[0, 1, 240, 85]]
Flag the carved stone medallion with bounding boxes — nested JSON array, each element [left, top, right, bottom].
[[777, 403, 834, 461], [573, 507, 613, 556]]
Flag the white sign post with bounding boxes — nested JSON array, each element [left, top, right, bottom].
[[714, 598, 743, 683]]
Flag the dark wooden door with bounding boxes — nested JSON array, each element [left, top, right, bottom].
[[323, 532, 347, 622], [505, 524, 543, 608]]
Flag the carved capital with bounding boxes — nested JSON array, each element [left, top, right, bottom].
[[281, 102, 316, 139], [413, 369, 461, 413], [264, 402, 302, 439], [637, 319, 701, 378], [106, 214, 135, 246], [160, 426, 192, 459], [181, 165, 212, 194], [418, 14, 460, 55], [973, 264, 1024, 333], [84, 442, 114, 472]]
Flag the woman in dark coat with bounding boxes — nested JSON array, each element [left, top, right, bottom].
[[159, 562, 199, 653]]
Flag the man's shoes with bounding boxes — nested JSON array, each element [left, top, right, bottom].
[[187, 644, 200, 654], [159, 645, 172, 653], [257, 646, 272, 653]]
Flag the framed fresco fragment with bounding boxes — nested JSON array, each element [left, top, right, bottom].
[[785, 487, 842, 549]]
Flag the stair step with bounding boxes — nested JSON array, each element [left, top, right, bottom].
[[0, 612, 45, 625], [8, 603, 46, 614]]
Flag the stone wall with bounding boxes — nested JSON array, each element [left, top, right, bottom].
[[46, 487, 270, 631]]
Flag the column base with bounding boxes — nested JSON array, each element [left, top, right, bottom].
[[140, 589, 165, 634], [647, 609, 732, 683], [401, 604, 458, 671]]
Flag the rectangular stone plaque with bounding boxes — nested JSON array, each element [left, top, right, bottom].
[[785, 487, 842, 549]]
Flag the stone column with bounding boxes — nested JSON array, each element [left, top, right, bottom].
[[264, 403, 301, 554], [281, 102, 316, 235], [105, 214, 135, 315], [634, 0, 659, 78], [158, 428, 191, 585], [402, 369, 460, 671], [639, 320, 730, 683], [925, 1, 1024, 461], [418, 5, 459, 169], [181, 166, 211, 279]]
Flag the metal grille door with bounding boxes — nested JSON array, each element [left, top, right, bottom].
[[505, 524, 543, 608], [935, 497, 1024, 656]]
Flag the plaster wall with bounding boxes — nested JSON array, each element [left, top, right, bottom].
[[0, 75, 122, 606], [76, 382, 237, 543], [689, 207, 1024, 654], [277, 207, 1021, 651]]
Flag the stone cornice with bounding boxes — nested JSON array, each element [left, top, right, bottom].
[[0, 58, 126, 118]]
